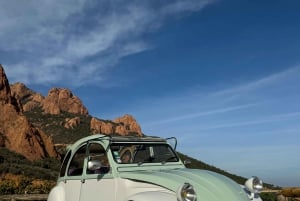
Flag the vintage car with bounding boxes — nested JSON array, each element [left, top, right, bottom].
[[48, 134, 263, 201]]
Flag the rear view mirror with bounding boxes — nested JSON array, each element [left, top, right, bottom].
[[87, 160, 102, 171]]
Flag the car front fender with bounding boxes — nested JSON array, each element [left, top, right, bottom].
[[124, 191, 176, 201], [47, 185, 65, 201]]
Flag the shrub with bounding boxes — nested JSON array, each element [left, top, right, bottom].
[[0, 179, 17, 194], [260, 192, 277, 201], [17, 176, 33, 194]]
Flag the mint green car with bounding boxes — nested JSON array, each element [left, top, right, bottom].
[[48, 134, 263, 201]]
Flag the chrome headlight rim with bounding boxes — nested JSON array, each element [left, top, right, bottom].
[[245, 176, 263, 193], [177, 182, 197, 201]]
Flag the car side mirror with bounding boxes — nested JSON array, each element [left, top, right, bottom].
[[184, 159, 191, 165], [87, 160, 102, 171], [166, 137, 177, 150]]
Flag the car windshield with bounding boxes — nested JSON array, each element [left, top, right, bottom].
[[110, 143, 179, 164]]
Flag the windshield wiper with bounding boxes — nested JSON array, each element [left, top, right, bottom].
[[137, 156, 155, 166], [161, 156, 177, 164], [137, 161, 144, 166]]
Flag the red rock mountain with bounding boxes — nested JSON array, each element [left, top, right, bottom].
[[90, 114, 142, 136], [10, 83, 89, 115], [0, 65, 58, 160], [42, 88, 89, 115], [10, 83, 143, 136], [1, 65, 143, 160]]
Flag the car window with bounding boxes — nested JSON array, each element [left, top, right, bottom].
[[67, 144, 86, 176], [111, 143, 179, 164], [86, 143, 110, 174], [60, 150, 71, 177]]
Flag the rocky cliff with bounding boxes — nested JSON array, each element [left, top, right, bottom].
[[1, 65, 143, 160], [10, 76, 143, 138], [42, 88, 89, 115], [10, 83, 89, 115], [0, 65, 58, 160], [90, 114, 142, 136]]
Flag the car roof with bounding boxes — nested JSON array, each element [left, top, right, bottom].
[[67, 134, 167, 151], [110, 135, 166, 143]]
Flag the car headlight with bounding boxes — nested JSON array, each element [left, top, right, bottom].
[[245, 176, 263, 193], [177, 183, 197, 201]]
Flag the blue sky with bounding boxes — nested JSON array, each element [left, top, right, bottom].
[[1, 0, 300, 187]]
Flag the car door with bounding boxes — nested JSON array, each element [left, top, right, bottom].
[[79, 142, 116, 201], [64, 144, 87, 201]]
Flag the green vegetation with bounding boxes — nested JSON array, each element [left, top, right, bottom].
[[0, 175, 55, 194], [0, 148, 59, 194], [0, 148, 60, 181], [260, 193, 278, 201], [24, 107, 92, 144]]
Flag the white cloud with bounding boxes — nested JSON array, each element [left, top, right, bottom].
[[197, 111, 300, 130], [212, 66, 300, 97], [162, 0, 215, 14], [1, 0, 215, 86], [0, 0, 84, 51], [133, 65, 300, 140], [146, 103, 256, 126]]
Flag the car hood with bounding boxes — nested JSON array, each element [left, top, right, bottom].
[[119, 168, 250, 201]]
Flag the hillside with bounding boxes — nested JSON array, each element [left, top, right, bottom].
[[0, 65, 276, 194], [2, 99, 276, 191]]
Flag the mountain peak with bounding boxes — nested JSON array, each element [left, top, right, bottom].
[[0, 65, 58, 160], [0, 65, 12, 104], [1, 64, 143, 160], [10, 84, 89, 116], [42, 87, 89, 115]]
